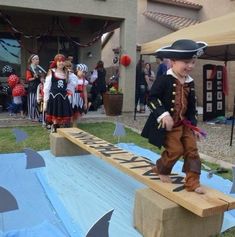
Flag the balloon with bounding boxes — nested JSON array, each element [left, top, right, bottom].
[[7, 74, 19, 89], [12, 84, 25, 96], [120, 54, 131, 67]]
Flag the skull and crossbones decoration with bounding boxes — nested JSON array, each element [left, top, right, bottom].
[[57, 80, 64, 88]]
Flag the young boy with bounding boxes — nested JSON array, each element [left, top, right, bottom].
[[141, 39, 207, 194]]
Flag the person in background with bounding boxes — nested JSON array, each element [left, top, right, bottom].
[[71, 64, 89, 127], [26, 54, 46, 121], [142, 39, 207, 194], [9, 79, 25, 118], [144, 62, 156, 108], [66, 55, 75, 72], [135, 59, 147, 113], [156, 57, 170, 78], [144, 62, 155, 91], [90, 60, 107, 112]]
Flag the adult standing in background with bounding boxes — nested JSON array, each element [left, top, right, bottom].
[[26, 54, 46, 121], [156, 57, 170, 78], [144, 63, 155, 91], [90, 60, 107, 111], [135, 59, 147, 113], [67, 54, 75, 72]]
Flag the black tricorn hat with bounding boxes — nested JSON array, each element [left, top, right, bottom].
[[155, 39, 207, 59]]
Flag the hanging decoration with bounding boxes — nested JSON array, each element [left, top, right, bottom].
[[7, 74, 19, 89], [120, 54, 131, 67], [113, 56, 119, 64], [0, 11, 53, 39], [0, 11, 109, 50], [69, 16, 82, 26], [2, 65, 14, 77], [58, 17, 109, 47], [0, 11, 56, 54]]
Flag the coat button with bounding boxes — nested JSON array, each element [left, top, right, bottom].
[[172, 92, 176, 95], [173, 83, 176, 87], [170, 108, 174, 112], [172, 100, 175, 103]]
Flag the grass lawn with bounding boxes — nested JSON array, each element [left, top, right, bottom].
[[0, 121, 234, 236]]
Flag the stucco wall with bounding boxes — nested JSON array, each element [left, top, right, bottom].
[[0, 0, 135, 19], [190, 0, 235, 20], [0, 0, 137, 112]]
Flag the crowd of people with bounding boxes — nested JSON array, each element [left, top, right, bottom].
[[0, 53, 111, 132], [1, 54, 171, 126]]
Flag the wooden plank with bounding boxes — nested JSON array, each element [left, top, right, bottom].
[[57, 127, 235, 217]]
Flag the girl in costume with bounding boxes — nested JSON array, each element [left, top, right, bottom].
[[71, 64, 89, 127], [26, 54, 46, 121], [43, 54, 77, 132]]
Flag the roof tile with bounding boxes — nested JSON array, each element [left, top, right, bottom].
[[148, 0, 202, 10], [143, 11, 200, 30]]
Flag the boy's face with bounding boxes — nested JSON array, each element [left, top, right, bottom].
[[171, 58, 196, 78]]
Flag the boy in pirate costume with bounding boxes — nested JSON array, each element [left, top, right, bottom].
[[141, 39, 207, 194]]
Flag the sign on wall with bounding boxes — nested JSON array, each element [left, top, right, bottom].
[[203, 64, 225, 121]]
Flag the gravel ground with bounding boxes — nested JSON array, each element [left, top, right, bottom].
[[1, 111, 235, 166]]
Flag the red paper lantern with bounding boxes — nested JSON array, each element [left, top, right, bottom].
[[69, 16, 82, 26], [12, 84, 25, 97], [120, 54, 131, 67], [7, 74, 19, 89]]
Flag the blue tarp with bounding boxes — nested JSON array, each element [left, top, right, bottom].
[[1, 143, 235, 236], [0, 153, 77, 237]]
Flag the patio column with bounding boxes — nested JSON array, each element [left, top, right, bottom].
[[119, 16, 137, 112]]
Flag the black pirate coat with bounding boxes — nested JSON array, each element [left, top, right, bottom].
[[141, 74, 197, 148]]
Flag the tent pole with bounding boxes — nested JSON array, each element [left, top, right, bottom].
[[134, 54, 143, 120], [230, 95, 235, 146]]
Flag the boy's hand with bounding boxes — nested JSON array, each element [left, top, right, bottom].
[[193, 130, 203, 141], [161, 115, 174, 131]]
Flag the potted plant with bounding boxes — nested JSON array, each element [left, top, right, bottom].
[[103, 86, 123, 116]]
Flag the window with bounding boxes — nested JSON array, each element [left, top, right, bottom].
[[0, 36, 21, 77]]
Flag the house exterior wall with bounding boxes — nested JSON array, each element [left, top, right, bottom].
[[0, 0, 137, 111], [0, 0, 134, 19], [190, 0, 235, 20], [102, 0, 235, 112]]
